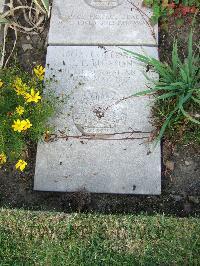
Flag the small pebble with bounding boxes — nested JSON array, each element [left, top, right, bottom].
[[165, 160, 175, 171]]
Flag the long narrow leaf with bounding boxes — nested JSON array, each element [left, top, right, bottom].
[[156, 84, 185, 91], [172, 40, 182, 72], [120, 48, 152, 64], [188, 30, 193, 75], [41, 0, 49, 14], [180, 68, 188, 83], [154, 108, 177, 145], [156, 92, 179, 100], [121, 47, 175, 83], [132, 88, 159, 96], [178, 92, 193, 108]]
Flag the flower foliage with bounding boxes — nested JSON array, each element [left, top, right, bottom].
[[0, 66, 59, 171], [143, 0, 199, 24]]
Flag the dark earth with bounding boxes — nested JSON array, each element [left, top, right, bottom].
[[0, 5, 199, 216]]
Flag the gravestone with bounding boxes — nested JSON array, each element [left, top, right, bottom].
[[48, 0, 158, 45], [34, 0, 161, 194]]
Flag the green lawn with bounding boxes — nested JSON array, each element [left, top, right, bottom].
[[0, 209, 199, 265]]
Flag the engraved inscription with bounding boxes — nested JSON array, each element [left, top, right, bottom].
[[72, 87, 127, 134], [84, 0, 124, 10], [57, 12, 142, 27], [56, 4, 142, 28], [45, 46, 156, 134], [49, 0, 157, 45], [55, 49, 139, 84]]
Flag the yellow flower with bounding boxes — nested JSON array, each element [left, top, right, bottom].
[[0, 153, 7, 165], [16, 106, 25, 115], [22, 119, 32, 130], [34, 65, 45, 81], [0, 79, 3, 88], [12, 119, 25, 132], [12, 119, 32, 132], [24, 88, 41, 103], [13, 77, 28, 96], [15, 159, 27, 172]]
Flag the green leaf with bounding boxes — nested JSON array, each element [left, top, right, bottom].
[[41, 0, 49, 13], [120, 48, 152, 64], [156, 83, 185, 91], [157, 92, 179, 100], [188, 30, 193, 75], [121, 48, 176, 83], [132, 88, 159, 97], [180, 68, 188, 83], [177, 92, 192, 110], [155, 108, 177, 144]]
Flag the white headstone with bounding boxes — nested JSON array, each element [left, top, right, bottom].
[[34, 46, 161, 194], [34, 0, 161, 194], [48, 0, 158, 45]]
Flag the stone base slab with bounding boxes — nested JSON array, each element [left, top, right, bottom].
[[34, 137, 161, 194]]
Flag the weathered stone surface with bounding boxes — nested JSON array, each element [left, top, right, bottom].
[[34, 138, 161, 194], [48, 0, 158, 45], [34, 45, 161, 194], [44, 46, 158, 134]]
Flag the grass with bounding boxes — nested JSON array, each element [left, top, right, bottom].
[[0, 209, 199, 265]]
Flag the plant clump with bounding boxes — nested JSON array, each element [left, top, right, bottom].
[[0, 65, 59, 171], [122, 31, 200, 145]]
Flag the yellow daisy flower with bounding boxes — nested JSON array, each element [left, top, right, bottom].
[[12, 119, 32, 132], [34, 65, 45, 81], [15, 159, 27, 172], [16, 106, 25, 115], [22, 119, 32, 130], [0, 79, 3, 88], [12, 119, 25, 132], [0, 153, 7, 165], [24, 88, 41, 103]]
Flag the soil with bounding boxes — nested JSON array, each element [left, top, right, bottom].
[[0, 9, 199, 217]]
